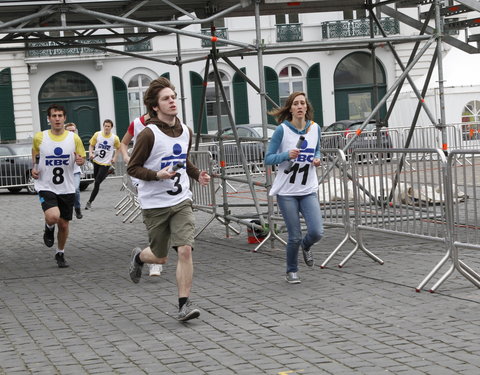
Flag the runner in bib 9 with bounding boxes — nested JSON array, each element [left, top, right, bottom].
[[85, 119, 120, 210], [31, 104, 86, 268], [264, 91, 324, 284]]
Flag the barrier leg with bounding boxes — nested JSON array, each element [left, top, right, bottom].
[[457, 261, 480, 288], [415, 252, 450, 292], [216, 216, 241, 235], [320, 233, 357, 269], [429, 264, 455, 293], [194, 214, 216, 238], [114, 195, 129, 210], [253, 229, 286, 253], [338, 232, 383, 268]]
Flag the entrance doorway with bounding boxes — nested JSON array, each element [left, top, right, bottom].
[[38, 71, 100, 144]]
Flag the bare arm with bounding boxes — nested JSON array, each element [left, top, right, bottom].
[[88, 143, 95, 160], [31, 149, 39, 179], [120, 132, 133, 163]]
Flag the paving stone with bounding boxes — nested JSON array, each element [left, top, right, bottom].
[[1, 179, 480, 374]]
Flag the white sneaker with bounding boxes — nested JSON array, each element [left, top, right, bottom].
[[149, 263, 163, 277]]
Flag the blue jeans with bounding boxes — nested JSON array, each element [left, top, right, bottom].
[[277, 193, 324, 273], [74, 172, 81, 209]]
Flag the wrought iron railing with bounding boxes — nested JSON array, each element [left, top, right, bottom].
[[276, 23, 303, 42], [26, 39, 106, 57], [201, 27, 228, 48], [125, 37, 152, 52], [321, 18, 400, 39]]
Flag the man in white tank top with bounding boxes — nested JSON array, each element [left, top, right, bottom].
[[31, 104, 86, 268], [127, 77, 210, 322], [119, 113, 164, 277]]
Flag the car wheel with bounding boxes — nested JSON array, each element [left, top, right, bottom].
[[7, 187, 22, 193], [26, 173, 37, 194]]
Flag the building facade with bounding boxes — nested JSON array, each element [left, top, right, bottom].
[[2, 6, 473, 143]]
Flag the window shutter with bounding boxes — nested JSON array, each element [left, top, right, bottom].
[[0, 68, 16, 141], [190, 71, 208, 134], [307, 63, 323, 127], [233, 68, 249, 125], [264, 66, 279, 125], [112, 76, 129, 137]]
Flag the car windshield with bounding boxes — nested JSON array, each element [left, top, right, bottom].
[[11, 144, 32, 156], [348, 123, 376, 132], [251, 127, 275, 138], [223, 126, 275, 139]]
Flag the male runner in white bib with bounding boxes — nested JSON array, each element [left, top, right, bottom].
[[120, 113, 163, 277], [85, 119, 120, 210], [32, 104, 86, 268], [127, 77, 210, 322]]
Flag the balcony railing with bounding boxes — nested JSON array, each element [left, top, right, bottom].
[[321, 18, 400, 39], [201, 27, 228, 48], [26, 39, 106, 57], [125, 37, 152, 52], [276, 23, 303, 42]]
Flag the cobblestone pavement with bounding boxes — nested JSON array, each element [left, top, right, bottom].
[[1, 178, 480, 374]]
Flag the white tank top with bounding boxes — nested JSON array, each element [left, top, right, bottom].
[[132, 116, 146, 144], [129, 116, 147, 187], [35, 130, 76, 194], [269, 122, 320, 196], [137, 123, 192, 209], [92, 132, 116, 166]]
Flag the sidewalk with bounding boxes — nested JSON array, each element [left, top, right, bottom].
[[1, 178, 479, 374]]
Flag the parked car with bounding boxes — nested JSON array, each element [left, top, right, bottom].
[[0, 142, 93, 193], [79, 160, 94, 191], [212, 124, 277, 165], [322, 120, 393, 156], [0, 143, 36, 193]]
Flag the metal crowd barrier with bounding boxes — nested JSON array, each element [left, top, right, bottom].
[[318, 149, 384, 268], [200, 141, 266, 177], [348, 149, 453, 291], [114, 173, 142, 223], [437, 150, 480, 290], [0, 153, 34, 192]]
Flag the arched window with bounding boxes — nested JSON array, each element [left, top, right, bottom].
[[334, 52, 386, 121], [278, 65, 304, 106], [128, 74, 152, 122], [39, 71, 96, 99], [461, 100, 480, 140], [206, 70, 231, 132]]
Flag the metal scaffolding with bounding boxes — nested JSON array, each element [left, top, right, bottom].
[[1, 0, 479, 247]]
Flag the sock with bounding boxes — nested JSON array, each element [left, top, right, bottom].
[[179, 297, 188, 310], [135, 253, 144, 266], [56, 249, 64, 254], [46, 223, 54, 230]]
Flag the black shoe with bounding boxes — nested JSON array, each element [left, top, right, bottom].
[[85, 201, 92, 210], [174, 299, 200, 322], [75, 207, 83, 219], [301, 243, 315, 267], [55, 252, 69, 268], [129, 247, 144, 283], [43, 224, 55, 248]]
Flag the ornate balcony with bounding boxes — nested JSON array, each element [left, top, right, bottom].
[[201, 27, 228, 48], [125, 37, 152, 52], [26, 39, 106, 57], [276, 23, 303, 42], [321, 18, 400, 39]]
